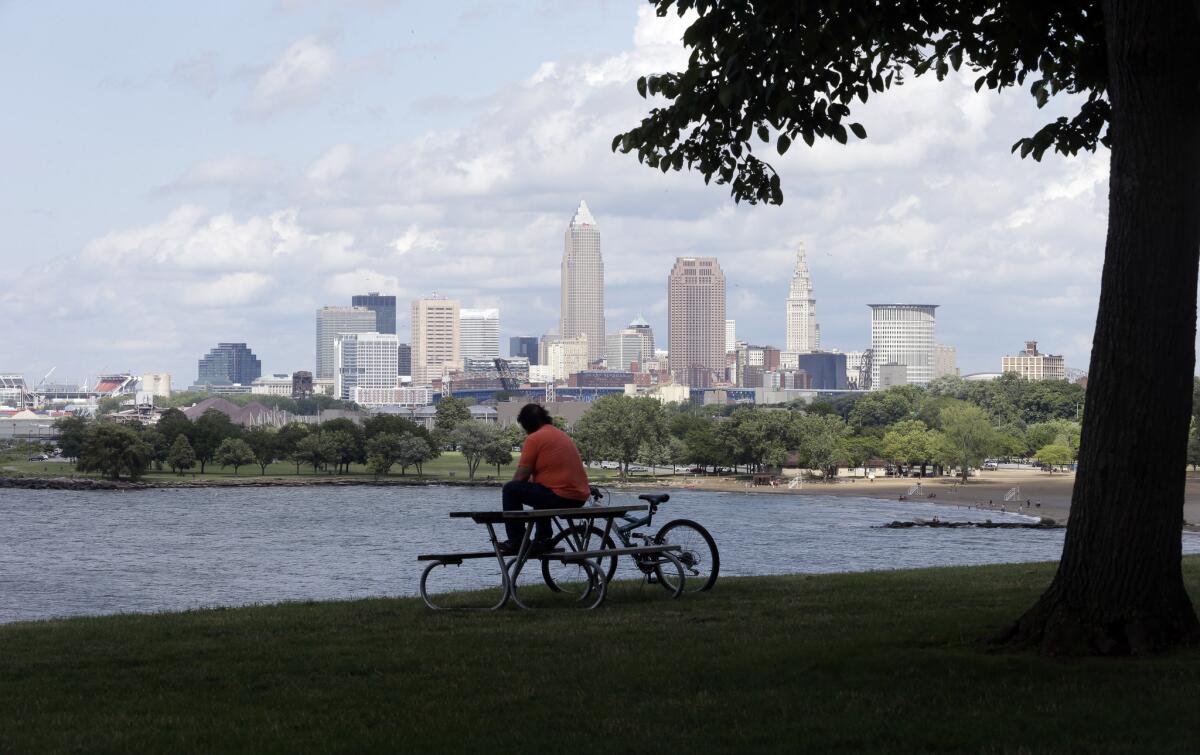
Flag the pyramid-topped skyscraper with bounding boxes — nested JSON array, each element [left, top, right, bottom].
[[560, 200, 605, 361], [785, 242, 819, 353]]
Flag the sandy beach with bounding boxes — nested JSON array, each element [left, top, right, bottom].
[[628, 469, 1200, 530]]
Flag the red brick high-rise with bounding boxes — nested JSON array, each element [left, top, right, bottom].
[[667, 257, 726, 386]]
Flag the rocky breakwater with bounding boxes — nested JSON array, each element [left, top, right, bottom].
[[0, 476, 155, 491], [879, 518, 1064, 529]]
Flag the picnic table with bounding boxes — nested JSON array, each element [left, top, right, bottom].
[[418, 503, 684, 610]]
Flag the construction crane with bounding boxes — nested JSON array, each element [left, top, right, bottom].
[[36, 366, 56, 390]]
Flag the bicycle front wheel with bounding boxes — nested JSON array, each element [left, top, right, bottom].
[[654, 519, 719, 592], [541, 524, 618, 592]]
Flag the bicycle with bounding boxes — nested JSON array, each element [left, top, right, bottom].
[[540, 486, 719, 594]]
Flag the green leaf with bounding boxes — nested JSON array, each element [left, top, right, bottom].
[[636, 76, 647, 99], [833, 124, 848, 144], [777, 134, 791, 155], [849, 122, 867, 139], [718, 85, 735, 108], [757, 125, 769, 142], [802, 130, 815, 147]]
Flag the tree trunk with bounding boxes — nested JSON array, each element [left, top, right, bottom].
[[998, 0, 1200, 655]]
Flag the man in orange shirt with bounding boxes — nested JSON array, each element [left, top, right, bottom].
[[497, 403, 592, 555]]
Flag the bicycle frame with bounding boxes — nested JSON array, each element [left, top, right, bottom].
[[554, 487, 660, 551]]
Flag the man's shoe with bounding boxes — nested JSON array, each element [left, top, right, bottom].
[[528, 539, 556, 555], [495, 539, 521, 556]]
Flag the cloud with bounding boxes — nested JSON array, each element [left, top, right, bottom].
[[182, 272, 273, 307], [246, 37, 337, 115], [159, 156, 283, 193], [8, 4, 1124, 380]]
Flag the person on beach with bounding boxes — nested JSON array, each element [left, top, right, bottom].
[[495, 404, 591, 556]]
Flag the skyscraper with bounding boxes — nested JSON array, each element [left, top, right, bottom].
[[351, 292, 397, 334], [411, 297, 461, 386], [397, 343, 412, 376], [459, 308, 500, 361], [628, 314, 655, 356], [725, 319, 736, 350], [868, 304, 938, 388], [668, 257, 726, 386], [607, 315, 656, 371], [197, 343, 261, 386], [785, 243, 819, 353], [334, 332, 399, 401], [560, 200, 605, 362], [315, 306, 377, 380]]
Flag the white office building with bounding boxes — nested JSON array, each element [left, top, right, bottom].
[[251, 374, 294, 396], [785, 243, 820, 353], [725, 320, 736, 351], [869, 304, 937, 388], [547, 335, 589, 382], [316, 306, 377, 380], [606, 316, 655, 371], [459, 308, 500, 361], [560, 200, 606, 362], [352, 385, 434, 407], [334, 332, 399, 401]]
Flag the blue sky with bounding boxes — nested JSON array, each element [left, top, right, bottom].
[[1, 0, 1117, 386]]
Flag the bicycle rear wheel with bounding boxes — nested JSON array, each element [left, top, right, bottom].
[[654, 519, 719, 592], [541, 524, 618, 592]]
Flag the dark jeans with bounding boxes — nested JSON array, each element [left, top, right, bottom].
[[502, 481, 586, 542]]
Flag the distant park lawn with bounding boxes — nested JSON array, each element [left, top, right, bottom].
[[4, 560, 1200, 751], [1, 453, 660, 483]]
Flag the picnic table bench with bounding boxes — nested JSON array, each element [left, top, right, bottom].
[[418, 504, 685, 610]]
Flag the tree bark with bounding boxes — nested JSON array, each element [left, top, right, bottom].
[[998, 0, 1200, 654]]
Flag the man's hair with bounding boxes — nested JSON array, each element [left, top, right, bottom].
[[516, 403, 553, 433]]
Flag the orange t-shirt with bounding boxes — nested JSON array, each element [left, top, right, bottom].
[[518, 424, 591, 501]]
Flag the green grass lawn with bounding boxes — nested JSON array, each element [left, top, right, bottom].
[[5, 560, 1200, 751], [1, 453, 665, 484]]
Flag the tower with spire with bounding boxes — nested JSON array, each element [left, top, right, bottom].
[[785, 242, 819, 353], [560, 200, 606, 362]]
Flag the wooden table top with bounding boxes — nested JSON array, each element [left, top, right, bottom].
[[448, 504, 648, 524]]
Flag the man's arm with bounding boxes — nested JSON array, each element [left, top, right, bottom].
[[512, 465, 532, 482]]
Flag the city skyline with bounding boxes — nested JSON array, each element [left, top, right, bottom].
[[1, 3, 1128, 384]]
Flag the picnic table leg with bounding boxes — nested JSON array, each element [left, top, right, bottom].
[[503, 521, 537, 610], [510, 518, 607, 610]]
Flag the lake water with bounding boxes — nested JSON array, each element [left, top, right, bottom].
[[3, 486, 1198, 624]]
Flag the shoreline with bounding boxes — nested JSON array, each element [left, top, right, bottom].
[[0, 476, 503, 491], [10, 470, 1200, 534]]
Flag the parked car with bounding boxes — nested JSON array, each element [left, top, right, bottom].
[[982, 461, 998, 471], [599, 461, 620, 470], [27, 454, 48, 461]]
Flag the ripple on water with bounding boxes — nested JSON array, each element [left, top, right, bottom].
[[2, 486, 1197, 623]]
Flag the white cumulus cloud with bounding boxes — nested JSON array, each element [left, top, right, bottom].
[[247, 37, 337, 115]]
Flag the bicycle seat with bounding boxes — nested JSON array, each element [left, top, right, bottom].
[[638, 493, 670, 505], [589, 486, 603, 500]]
